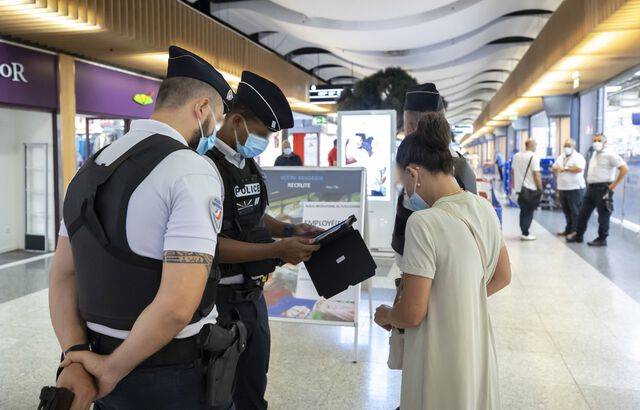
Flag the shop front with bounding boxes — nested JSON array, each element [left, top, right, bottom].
[[0, 40, 58, 254], [261, 113, 337, 167], [530, 110, 551, 157], [74, 61, 161, 168], [603, 67, 640, 228]]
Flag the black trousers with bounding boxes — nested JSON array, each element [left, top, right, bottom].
[[517, 195, 537, 236], [94, 361, 211, 410], [215, 293, 270, 410], [558, 189, 583, 234], [576, 183, 613, 239]]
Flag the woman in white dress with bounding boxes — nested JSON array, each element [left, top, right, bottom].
[[375, 112, 512, 410]]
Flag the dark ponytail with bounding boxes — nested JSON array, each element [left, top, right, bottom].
[[396, 112, 454, 174]]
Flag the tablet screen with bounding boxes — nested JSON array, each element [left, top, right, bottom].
[[312, 215, 356, 244]]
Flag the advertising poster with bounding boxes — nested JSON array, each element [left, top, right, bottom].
[[339, 112, 393, 201], [262, 168, 365, 324], [303, 133, 319, 166]]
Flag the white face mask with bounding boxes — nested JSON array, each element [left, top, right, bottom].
[[283, 147, 292, 155], [564, 147, 573, 156], [593, 141, 604, 152]]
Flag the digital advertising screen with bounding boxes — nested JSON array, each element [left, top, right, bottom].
[[338, 111, 395, 201]]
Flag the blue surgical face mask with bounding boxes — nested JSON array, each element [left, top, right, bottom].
[[406, 170, 429, 211], [196, 106, 218, 155], [235, 119, 269, 158], [403, 191, 428, 212]]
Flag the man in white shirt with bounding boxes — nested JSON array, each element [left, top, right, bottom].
[[552, 139, 586, 236], [49, 46, 235, 409], [567, 134, 628, 246], [511, 139, 542, 240]]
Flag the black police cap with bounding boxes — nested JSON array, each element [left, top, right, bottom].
[[404, 83, 444, 112], [166, 45, 234, 112], [236, 71, 294, 132]]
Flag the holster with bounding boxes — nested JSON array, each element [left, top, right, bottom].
[[38, 387, 74, 410], [197, 319, 248, 407]]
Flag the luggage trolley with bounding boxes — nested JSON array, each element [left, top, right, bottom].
[[539, 157, 557, 210]]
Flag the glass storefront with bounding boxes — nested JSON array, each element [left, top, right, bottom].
[[530, 110, 550, 158], [603, 68, 640, 227], [0, 41, 58, 254], [74, 116, 127, 169]]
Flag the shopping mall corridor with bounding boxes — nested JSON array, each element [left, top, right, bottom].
[[1, 209, 640, 409]]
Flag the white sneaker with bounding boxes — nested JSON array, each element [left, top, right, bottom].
[[520, 235, 537, 241]]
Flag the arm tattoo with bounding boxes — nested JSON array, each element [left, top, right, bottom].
[[163, 251, 213, 269]]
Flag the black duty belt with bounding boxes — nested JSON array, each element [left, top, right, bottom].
[[588, 182, 611, 188], [217, 284, 262, 303], [88, 330, 201, 368]]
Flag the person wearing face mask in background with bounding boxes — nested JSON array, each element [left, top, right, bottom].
[[567, 134, 628, 246], [51, 46, 234, 409], [200, 70, 322, 410], [552, 139, 586, 237], [274, 139, 302, 166]]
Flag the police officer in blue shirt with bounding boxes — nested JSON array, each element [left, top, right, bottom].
[[50, 46, 237, 409], [199, 71, 321, 409]]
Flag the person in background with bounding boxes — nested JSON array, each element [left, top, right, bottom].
[[391, 82, 477, 258], [328, 139, 338, 166], [552, 139, 586, 237], [274, 139, 302, 166], [511, 139, 542, 241], [567, 134, 628, 246], [495, 151, 504, 181], [375, 112, 511, 409]]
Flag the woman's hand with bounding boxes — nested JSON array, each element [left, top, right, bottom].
[[374, 304, 393, 331]]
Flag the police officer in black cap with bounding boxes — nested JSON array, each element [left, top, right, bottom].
[[392, 83, 477, 256], [199, 70, 322, 410], [50, 45, 236, 409]]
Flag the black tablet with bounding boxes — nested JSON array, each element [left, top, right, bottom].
[[311, 214, 357, 244]]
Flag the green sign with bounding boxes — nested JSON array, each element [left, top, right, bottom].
[[132, 93, 154, 106], [312, 115, 327, 125]]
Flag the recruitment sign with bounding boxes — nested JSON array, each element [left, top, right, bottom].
[[262, 167, 365, 325]]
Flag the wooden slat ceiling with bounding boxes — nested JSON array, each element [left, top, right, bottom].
[[0, 0, 323, 112], [473, 0, 640, 133]]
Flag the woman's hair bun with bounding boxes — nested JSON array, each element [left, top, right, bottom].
[[415, 112, 452, 152], [396, 112, 454, 175]]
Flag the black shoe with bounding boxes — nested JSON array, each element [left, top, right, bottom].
[[587, 237, 607, 247], [566, 235, 583, 243]]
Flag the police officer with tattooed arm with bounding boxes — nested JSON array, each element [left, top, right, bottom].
[[49, 46, 241, 409], [197, 70, 321, 409]]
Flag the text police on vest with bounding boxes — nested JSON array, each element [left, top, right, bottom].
[[234, 183, 261, 197]]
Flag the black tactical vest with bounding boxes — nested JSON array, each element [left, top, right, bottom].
[[63, 134, 218, 330], [391, 154, 478, 255], [205, 147, 275, 284]]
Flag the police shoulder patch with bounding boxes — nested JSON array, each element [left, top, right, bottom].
[[210, 196, 223, 231]]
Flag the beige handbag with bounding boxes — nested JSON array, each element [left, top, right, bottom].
[[387, 327, 404, 369]]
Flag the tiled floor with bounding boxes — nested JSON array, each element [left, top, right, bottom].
[[534, 207, 640, 303], [1, 208, 640, 409]]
